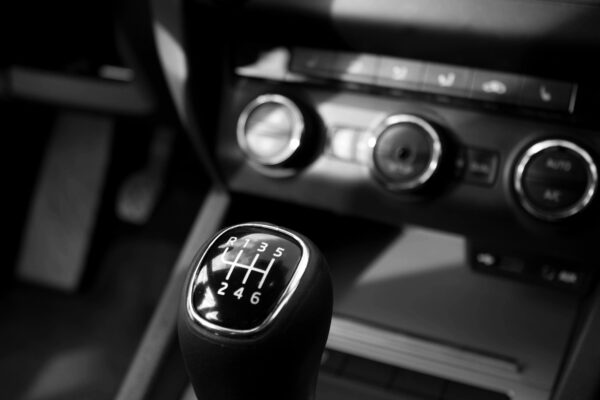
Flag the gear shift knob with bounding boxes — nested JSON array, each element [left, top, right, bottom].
[[178, 222, 333, 400]]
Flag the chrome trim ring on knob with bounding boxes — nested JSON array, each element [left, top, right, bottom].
[[186, 222, 310, 337], [368, 114, 443, 191], [236, 94, 305, 167], [514, 139, 598, 221]]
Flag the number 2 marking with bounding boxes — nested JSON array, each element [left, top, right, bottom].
[[218, 281, 228, 295]]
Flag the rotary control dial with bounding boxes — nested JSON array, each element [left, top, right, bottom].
[[237, 94, 308, 171], [514, 139, 598, 221], [369, 114, 444, 192]]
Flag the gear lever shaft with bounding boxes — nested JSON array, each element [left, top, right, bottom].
[[178, 222, 333, 400]]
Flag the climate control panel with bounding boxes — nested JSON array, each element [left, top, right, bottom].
[[217, 81, 600, 261]]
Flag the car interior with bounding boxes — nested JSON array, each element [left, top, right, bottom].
[[2, 0, 600, 399]]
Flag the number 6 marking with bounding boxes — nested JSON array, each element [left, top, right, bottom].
[[251, 291, 261, 305]]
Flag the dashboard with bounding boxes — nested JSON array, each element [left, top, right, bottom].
[[2, 0, 600, 399], [161, 1, 600, 399], [171, 0, 600, 290]]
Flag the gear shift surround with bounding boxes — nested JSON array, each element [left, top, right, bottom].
[[178, 222, 333, 400]]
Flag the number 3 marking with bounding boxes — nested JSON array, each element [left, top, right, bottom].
[[257, 242, 268, 253]]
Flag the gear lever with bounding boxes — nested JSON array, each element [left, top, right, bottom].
[[178, 222, 333, 400]]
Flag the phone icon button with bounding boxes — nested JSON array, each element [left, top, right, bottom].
[[519, 78, 575, 112], [539, 86, 552, 102]]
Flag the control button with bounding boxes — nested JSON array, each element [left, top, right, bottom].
[[522, 180, 586, 211], [473, 251, 500, 269], [539, 264, 557, 284], [463, 148, 499, 186], [188, 224, 304, 332], [514, 140, 598, 220], [422, 64, 472, 96], [496, 258, 527, 275], [374, 125, 431, 182], [328, 126, 364, 162], [471, 249, 527, 276], [538, 263, 587, 291], [369, 114, 443, 191], [341, 355, 395, 387], [557, 269, 582, 286], [237, 94, 305, 167], [525, 147, 588, 182], [519, 78, 575, 113], [332, 53, 378, 84], [470, 71, 521, 103], [537, 262, 590, 291], [376, 57, 425, 90], [471, 246, 590, 292], [235, 46, 290, 81], [289, 47, 336, 78]]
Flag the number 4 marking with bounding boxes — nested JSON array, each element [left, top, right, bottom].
[[234, 287, 244, 300]]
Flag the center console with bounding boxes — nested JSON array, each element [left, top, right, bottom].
[[137, 0, 600, 399]]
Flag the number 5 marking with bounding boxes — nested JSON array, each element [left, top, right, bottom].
[[274, 247, 285, 257]]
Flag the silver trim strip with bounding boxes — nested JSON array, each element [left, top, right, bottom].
[[327, 316, 521, 379], [514, 139, 598, 221], [186, 222, 310, 336], [568, 84, 578, 115], [325, 316, 548, 398], [368, 114, 443, 191], [116, 189, 231, 400], [236, 94, 305, 167]]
